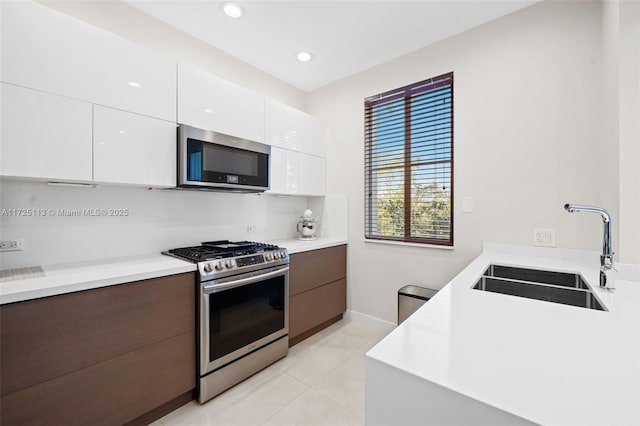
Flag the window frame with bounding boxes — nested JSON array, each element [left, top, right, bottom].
[[364, 72, 454, 247]]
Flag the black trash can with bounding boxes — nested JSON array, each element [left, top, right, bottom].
[[397, 285, 438, 324]]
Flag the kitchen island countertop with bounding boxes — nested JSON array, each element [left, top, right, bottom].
[[366, 243, 640, 426]]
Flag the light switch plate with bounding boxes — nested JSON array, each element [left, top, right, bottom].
[[462, 196, 474, 213]]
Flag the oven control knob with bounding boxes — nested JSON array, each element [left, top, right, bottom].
[[265, 253, 273, 261], [279, 251, 286, 259], [225, 260, 234, 269], [204, 263, 213, 272], [214, 262, 224, 271]]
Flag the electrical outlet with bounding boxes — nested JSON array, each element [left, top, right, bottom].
[[0, 239, 24, 252], [246, 225, 256, 233], [533, 229, 556, 247]]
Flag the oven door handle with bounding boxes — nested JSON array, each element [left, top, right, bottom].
[[203, 266, 289, 293]]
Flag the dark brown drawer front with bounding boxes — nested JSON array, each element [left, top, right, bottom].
[[1, 331, 196, 426], [289, 278, 347, 339], [0, 272, 195, 396], [289, 245, 346, 296]]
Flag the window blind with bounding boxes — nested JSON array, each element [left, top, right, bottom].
[[364, 72, 453, 245]]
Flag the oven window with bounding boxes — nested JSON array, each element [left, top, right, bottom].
[[209, 275, 285, 362]]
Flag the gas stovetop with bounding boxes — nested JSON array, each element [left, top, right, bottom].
[[163, 240, 289, 280], [165, 240, 281, 263]]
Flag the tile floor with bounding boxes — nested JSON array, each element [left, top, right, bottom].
[[153, 320, 389, 426]]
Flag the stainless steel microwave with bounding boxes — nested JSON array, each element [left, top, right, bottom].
[[178, 125, 270, 193]]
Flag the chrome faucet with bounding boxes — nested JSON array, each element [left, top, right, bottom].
[[564, 204, 614, 288]]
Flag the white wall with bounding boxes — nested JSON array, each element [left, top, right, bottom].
[[616, 0, 640, 264], [307, 0, 613, 322], [37, 0, 306, 111], [600, 0, 621, 261], [601, 0, 640, 265], [0, 180, 307, 268]]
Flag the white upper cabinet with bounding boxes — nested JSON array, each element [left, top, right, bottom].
[[1, 83, 93, 182], [265, 98, 326, 157], [0, 1, 176, 121], [298, 153, 326, 196], [268, 147, 299, 195], [265, 99, 327, 196], [309, 118, 327, 158], [93, 106, 177, 187], [177, 63, 265, 143], [268, 148, 326, 196]]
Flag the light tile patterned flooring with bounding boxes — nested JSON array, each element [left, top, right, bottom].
[[153, 320, 388, 426]]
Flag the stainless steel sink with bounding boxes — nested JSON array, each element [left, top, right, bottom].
[[484, 264, 589, 289], [473, 265, 606, 311]]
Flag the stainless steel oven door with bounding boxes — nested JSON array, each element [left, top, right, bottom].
[[200, 265, 289, 375]]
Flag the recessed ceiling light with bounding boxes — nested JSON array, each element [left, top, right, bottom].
[[118, 130, 127, 134], [128, 81, 142, 88], [296, 51, 313, 62], [221, 2, 244, 18], [204, 108, 213, 113]]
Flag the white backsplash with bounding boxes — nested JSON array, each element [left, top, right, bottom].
[[307, 195, 348, 240], [0, 179, 315, 268]]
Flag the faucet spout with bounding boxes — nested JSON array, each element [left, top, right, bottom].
[[564, 203, 614, 288]]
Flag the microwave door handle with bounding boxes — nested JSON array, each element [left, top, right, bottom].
[[203, 266, 289, 293]]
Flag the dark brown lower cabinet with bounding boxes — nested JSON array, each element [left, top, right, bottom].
[[289, 245, 347, 346], [0, 272, 196, 425], [290, 278, 346, 339]]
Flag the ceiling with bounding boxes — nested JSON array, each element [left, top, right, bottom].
[[125, 0, 539, 92]]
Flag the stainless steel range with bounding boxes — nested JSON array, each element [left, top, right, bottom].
[[164, 240, 289, 403]]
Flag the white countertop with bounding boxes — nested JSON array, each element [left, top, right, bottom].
[[0, 254, 196, 305], [268, 237, 347, 254], [367, 244, 640, 426], [0, 238, 346, 305]]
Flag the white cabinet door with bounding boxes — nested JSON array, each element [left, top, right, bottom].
[[268, 147, 299, 195], [1, 83, 92, 182], [299, 153, 326, 196], [265, 98, 308, 151], [268, 148, 325, 196], [1, 1, 176, 121], [265, 98, 326, 157], [93, 106, 176, 187], [309, 117, 327, 158], [177, 63, 265, 143]]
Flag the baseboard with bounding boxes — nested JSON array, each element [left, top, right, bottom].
[[125, 390, 193, 426], [344, 309, 396, 333]]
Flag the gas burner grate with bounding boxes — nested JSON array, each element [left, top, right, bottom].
[[202, 240, 280, 252], [166, 241, 282, 263], [167, 246, 233, 262]]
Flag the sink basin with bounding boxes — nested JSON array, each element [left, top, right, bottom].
[[483, 264, 589, 289], [473, 265, 605, 311]]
